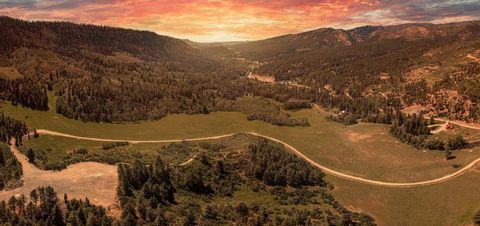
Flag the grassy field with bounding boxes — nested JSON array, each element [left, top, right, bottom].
[[9, 96, 480, 181], [3, 97, 480, 225], [329, 167, 480, 226], [436, 124, 480, 143], [21, 135, 201, 168]]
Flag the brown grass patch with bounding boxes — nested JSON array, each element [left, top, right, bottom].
[[0, 66, 23, 79], [346, 132, 373, 143]]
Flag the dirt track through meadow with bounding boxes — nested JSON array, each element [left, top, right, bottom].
[[32, 129, 480, 188]]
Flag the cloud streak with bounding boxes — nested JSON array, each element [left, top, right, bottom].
[[0, 0, 479, 42]]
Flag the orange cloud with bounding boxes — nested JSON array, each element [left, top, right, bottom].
[[0, 0, 479, 42]]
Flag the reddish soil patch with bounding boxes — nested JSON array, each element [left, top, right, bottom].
[[247, 72, 276, 83]]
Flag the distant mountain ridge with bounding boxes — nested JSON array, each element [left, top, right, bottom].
[[230, 21, 480, 58], [2, 15, 479, 60]]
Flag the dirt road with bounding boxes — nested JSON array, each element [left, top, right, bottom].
[[435, 118, 480, 130], [429, 123, 448, 134], [35, 129, 235, 144], [34, 129, 480, 188]]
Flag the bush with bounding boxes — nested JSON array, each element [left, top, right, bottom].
[[102, 141, 129, 150]]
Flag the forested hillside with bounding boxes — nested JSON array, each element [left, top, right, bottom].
[[229, 21, 480, 126], [116, 135, 375, 225], [0, 16, 196, 60], [231, 21, 480, 59], [0, 16, 315, 125], [2, 16, 480, 128], [0, 77, 49, 110]]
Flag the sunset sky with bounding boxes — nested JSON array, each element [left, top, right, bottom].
[[1, 0, 479, 42]]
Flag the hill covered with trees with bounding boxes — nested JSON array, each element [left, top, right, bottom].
[[230, 21, 480, 59], [2, 17, 480, 129], [0, 16, 315, 125], [116, 135, 375, 225], [228, 21, 480, 127]]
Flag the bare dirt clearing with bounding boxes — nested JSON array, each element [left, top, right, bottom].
[[466, 50, 480, 62], [429, 123, 448, 134], [246, 72, 276, 83], [0, 139, 118, 209]]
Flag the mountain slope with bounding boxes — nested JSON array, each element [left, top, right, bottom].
[[238, 21, 480, 125], [230, 21, 480, 59], [0, 17, 313, 124], [0, 16, 241, 122], [0, 16, 198, 60]]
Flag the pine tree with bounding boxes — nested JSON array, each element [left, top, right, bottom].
[[50, 204, 65, 226], [26, 149, 35, 164]]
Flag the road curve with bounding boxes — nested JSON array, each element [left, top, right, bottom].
[[34, 129, 480, 188], [435, 118, 480, 130]]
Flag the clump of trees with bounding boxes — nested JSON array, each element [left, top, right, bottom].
[[198, 202, 375, 226], [403, 80, 429, 105], [20, 145, 156, 171], [0, 77, 49, 111], [0, 144, 22, 190], [283, 99, 311, 110], [247, 139, 326, 187], [112, 135, 375, 225], [390, 113, 431, 147], [390, 113, 467, 151], [0, 113, 28, 145], [216, 97, 310, 127], [117, 158, 175, 225], [0, 186, 113, 225], [102, 141, 129, 150]]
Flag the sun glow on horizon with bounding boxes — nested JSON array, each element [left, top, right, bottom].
[[1, 0, 479, 42]]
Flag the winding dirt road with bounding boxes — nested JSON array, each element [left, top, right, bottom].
[[34, 129, 480, 188]]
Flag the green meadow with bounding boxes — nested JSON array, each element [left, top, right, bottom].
[[329, 172, 480, 226], [6, 96, 479, 181], [3, 97, 480, 226]]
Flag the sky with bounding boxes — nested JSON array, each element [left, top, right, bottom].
[[0, 0, 479, 42]]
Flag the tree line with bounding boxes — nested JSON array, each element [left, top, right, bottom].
[[390, 113, 467, 153], [0, 143, 22, 190], [0, 186, 113, 226], [248, 139, 326, 187], [0, 113, 28, 145], [0, 77, 49, 111]]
